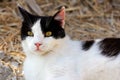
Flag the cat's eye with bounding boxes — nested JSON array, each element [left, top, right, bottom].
[[45, 31, 52, 37], [27, 31, 34, 36]]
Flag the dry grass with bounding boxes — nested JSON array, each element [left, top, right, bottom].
[[0, 0, 120, 79]]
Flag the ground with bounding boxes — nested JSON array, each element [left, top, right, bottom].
[[0, 0, 120, 80]]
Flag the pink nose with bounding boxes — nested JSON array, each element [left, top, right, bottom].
[[35, 43, 41, 47]]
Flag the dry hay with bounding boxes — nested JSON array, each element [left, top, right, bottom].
[[0, 0, 120, 80]]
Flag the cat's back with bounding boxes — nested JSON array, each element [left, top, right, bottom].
[[77, 38, 120, 80]]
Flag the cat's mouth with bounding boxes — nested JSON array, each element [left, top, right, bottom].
[[34, 46, 53, 55], [35, 46, 43, 52], [34, 44, 54, 54], [34, 44, 47, 52], [35, 48, 41, 51]]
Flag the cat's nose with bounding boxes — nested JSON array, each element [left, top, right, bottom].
[[35, 43, 41, 47]]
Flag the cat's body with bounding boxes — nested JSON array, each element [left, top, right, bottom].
[[18, 7, 120, 80], [23, 37, 120, 80]]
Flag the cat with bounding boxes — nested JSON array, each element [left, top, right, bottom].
[[18, 6, 120, 80]]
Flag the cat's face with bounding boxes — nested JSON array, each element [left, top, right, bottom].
[[18, 7, 66, 55]]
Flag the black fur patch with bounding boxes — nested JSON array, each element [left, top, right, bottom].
[[99, 38, 120, 57], [21, 16, 39, 40], [82, 40, 94, 50], [19, 7, 39, 40], [40, 17, 65, 39], [19, 7, 65, 40]]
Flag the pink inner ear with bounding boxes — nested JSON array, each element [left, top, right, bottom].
[[54, 7, 65, 27]]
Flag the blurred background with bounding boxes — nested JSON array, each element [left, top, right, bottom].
[[0, 0, 120, 80]]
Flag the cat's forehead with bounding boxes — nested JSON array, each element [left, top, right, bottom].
[[40, 16, 53, 28], [32, 19, 41, 33], [32, 16, 53, 31]]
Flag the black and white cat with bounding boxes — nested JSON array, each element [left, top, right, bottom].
[[19, 6, 120, 80]]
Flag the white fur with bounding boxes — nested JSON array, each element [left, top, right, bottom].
[[22, 19, 120, 80]]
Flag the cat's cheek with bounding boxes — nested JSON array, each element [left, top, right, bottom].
[[24, 37, 36, 51], [21, 40, 33, 55], [40, 45, 46, 51], [21, 41, 27, 52], [30, 45, 36, 52], [40, 43, 52, 53]]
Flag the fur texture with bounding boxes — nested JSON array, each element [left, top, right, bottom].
[[19, 6, 120, 80]]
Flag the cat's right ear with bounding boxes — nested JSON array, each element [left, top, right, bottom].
[[18, 6, 32, 21]]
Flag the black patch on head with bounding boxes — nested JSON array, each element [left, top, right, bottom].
[[21, 16, 38, 40], [82, 40, 94, 50], [19, 7, 65, 40], [40, 17, 65, 39], [99, 38, 120, 57], [18, 7, 39, 40], [21, 15, 39, 40]]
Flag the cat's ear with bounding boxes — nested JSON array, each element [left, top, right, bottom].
[[53, 7, 65, 28], [18, 6, 32, 21]]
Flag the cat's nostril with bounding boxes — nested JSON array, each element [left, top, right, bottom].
[[35, 43, 41, 47]]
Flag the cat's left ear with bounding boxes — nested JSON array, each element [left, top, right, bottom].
[[53, 7, 65, 28]]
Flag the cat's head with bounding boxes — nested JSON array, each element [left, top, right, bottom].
[[18, 6, 66, 55]]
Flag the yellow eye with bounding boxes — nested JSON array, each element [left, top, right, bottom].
[[27, 31, 33, 36], [45, 31, 52, 37]]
